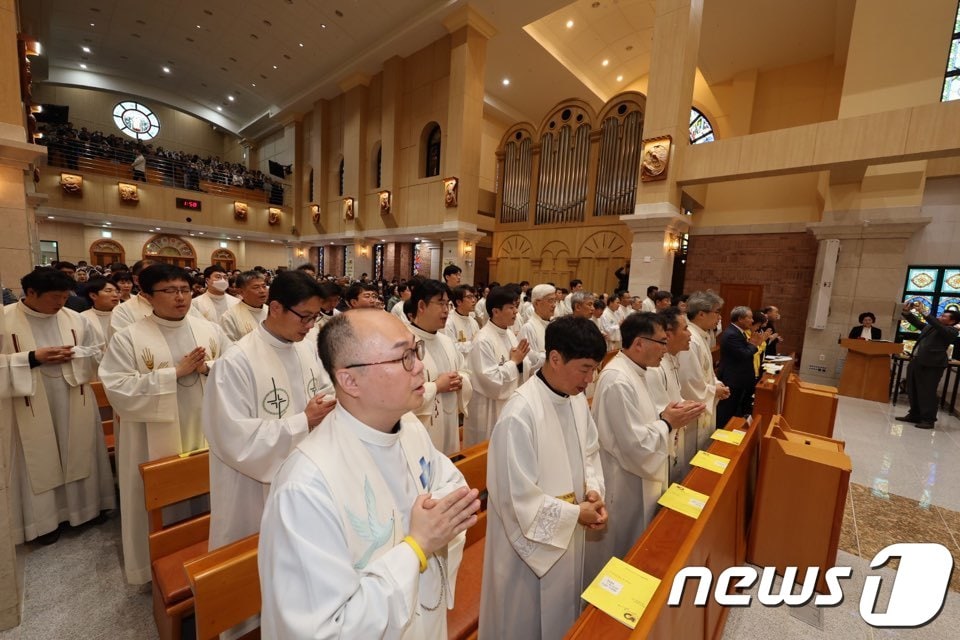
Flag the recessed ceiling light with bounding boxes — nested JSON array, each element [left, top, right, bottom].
[[616, 75, 623, 82], [272, 64, 278, 69], [566, 19, 574, 28], [227, 95, 234, 101], [251, 83, 256, 87], [502, 78, 510, 86], [216, 106, 222, 111], [89, 22, 95, 27], [299, 42, 304, 47], [79, 63, 87, 69], [47, 215, 55, 219], [162, 66, 170, 73], [81, 46, 91, 53], [198, 232, 204, 235], [196, 24, 201, 29], [104, 221, 112, 225], [320, 23, 327, 28], [189, 233, 195, 237], [602, 59, 609, 67]]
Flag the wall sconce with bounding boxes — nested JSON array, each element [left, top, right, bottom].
[[30, 104, 42, 114], [463, 241, 473, 255], [23, 38, 41, 57], [296, 247, 305, 258], [343, 197, 355, 220], [666, 234, 681, 253], [359, 245, 368, 257], [443, 177, 459, 208], [310, 204, 321, 224], [379, 190, 391, 216]]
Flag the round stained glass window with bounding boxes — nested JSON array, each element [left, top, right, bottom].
[[112, 101, 160, 140]]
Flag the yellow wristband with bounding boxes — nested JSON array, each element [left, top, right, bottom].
[[403, 536, 428, 573]]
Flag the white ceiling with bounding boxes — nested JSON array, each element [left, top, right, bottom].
[[19, 0, 855, 142]]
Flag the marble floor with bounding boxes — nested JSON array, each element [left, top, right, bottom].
[[2, 395, 959, 639]]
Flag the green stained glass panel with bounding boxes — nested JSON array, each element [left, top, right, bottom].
[[943, 268, 960, 292], [943, 76, 960, 102], [906, 268, 939, 292], [901, 295, 932, 332]]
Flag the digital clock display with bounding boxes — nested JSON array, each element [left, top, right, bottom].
[[176, 197, 202, 211]]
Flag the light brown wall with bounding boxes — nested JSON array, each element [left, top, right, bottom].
[[750, 57, 844, 133]]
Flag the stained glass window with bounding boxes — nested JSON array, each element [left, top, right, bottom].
[[373, 244, 384, 282], [943, 268, 960, 293], [317, 246, 324, 276], [413, 244, 423, 276], [898, 265, 960, 342], [906, 267, 939, 293], [689, 108, 714, 145], [942, 1, 960, 101]]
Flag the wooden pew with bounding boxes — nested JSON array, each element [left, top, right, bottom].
[[782, 373, 839, 438], [140, 451, 211, 640], [185, 534, 261, 640], [89, 380, 115, 457], [567, 417, 759, 640], [752, 357, 794, 431], [448, 441, 489, 640]]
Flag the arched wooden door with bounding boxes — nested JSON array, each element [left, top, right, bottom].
[[89, 239, 125, 267], [211, 249, 236, 271], [143, 234, 197, 269]]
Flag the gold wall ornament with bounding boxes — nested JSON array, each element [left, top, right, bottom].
[[343, 197, 355, 220], [268, 207, 282, 226], [443, 177, 458, 208], [310, 204, 321, 224], [60, 172, 83, 195], [639, 135, 671, 182], [379, 190, 391, 215], [234, 201, 248, 221], [118, 182, 139, 202]]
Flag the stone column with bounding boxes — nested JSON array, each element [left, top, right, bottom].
[[340, 75, 370, 238], [799, 216, 931, 386], [620, 204, 690, 295], [440, 231, 484, 285]]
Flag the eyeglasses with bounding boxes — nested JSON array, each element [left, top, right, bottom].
[[154, 287, 192, 296], [640, 336, 668, 346], [428, 299, 450, 306], [284, 306, 322, 325], [344, 340, 425, 372]]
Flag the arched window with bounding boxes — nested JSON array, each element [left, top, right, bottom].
[[338, 158, 344, 196], [942, 2, 960, 101], [689, 108, 715, 144], [424, 124, 441, 177], [372, 142, 382, 188]]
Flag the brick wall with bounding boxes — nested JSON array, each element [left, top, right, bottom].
[[683, 232, 818, 357]]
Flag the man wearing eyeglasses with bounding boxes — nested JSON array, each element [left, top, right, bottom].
[[220, 270, 270, 341], [676, 290, 731, 450], [100, 263, 233, 585], [444, 285, 480, 356], [407, 279, 472, 455], [586, 312, 704, 580], [203, 270, 335, 621], [110, 259, 200, 337], [518, 283, 556, 376], [259, 310, 480, 639]]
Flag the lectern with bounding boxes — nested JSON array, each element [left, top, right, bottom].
[[838, 339, 903, 403], [747, 416, 851, 593]]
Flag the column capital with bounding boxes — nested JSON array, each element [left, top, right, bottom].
[[620, 202, 690, 234], [443, 5, 497, 39], [806, 215, 931, 240]]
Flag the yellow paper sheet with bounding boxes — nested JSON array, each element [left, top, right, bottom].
[[657, 483, 709, 519], [690, 450, 730, 474], [581, 557, 662, 629], [710, 428, 746, 446]]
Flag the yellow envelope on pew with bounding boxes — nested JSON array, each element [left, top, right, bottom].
[[710, 428, 746, 446], [690, 450, 730, 474], [581, 556, 661, 629], [657, 483, 709, 519]]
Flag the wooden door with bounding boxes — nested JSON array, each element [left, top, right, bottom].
[[718, 283, 764, 321]]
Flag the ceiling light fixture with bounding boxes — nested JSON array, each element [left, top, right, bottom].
[[196, 24, 201, 29], [47, 215, 55, 219], [216, 106, 222, 111], [251, 83, 256, 87], [162, 66, 170, 73], [82, 46, 91, 53], [79, 63, 87, 69], [320, 23, 326, 28], [616, 75, 623, 82], [602, 59, 609, 67], [299, 42, 304, 47], [272, 64, 278, 69], [90, 22, 95, 27], [227, 95, 235, 101], [566, 19, 574, 28], [502, 78, 510, 86]]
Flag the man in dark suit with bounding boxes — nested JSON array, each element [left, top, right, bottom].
[[897, 302, 960, 429], [716, 306, 766, 429], [762, 306, 782, 356]]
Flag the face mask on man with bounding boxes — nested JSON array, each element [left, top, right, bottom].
[[210, 279, 230, 293]]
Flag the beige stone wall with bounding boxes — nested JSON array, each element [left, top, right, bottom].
[[32, 85, 234, 160]]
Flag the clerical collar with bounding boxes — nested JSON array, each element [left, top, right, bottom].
[[19, 301, 55, 318], [92, 308, 114, 316], [260, 322, 293, 344], [242, 301, 264, 310], [411, 322, 437, 335], [536, 369, 569, 398], [391, 421, 402, 434], [455, 310, 471, 318], [151, 314, 186, 328]]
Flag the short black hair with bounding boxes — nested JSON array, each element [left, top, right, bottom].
[[409, 279, 449, 318], [317, 313, 357, 383], [111, 271, 133, 285], [621, 312, 666, 350], [317, 281, 342, 299], [109, 262, 129, 272], [485, 286, 517, 316], [606, 294, 619, 307], [442, 264, 462, 278], [658, 307, 683, 331], [267, 270, 324, 307], [139, 263, 190, 294], [54, 261, 77, 272], [593, 300, 605, 311], [449, 285, 474, 307], [545, 315, 606, 363], [344, 282, 378, 303], [296, 263, 317, 273], [21, 267, 75, 295], [858, 312, 876, 324], [131, 259, 155, 276], [203, 264, 227, 279], [569, 279, 582, 289], [653, 290, 673, 303], [647, 285, 659, 296], [943, 309, 960, 324], [83, 277, 115, 301]]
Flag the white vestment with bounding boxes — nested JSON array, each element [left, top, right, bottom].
[[519, 300, 534, 325], [586, 352, 670, 582], [81, 307, 112, 352], [479, 375, 604, 640], [519, 314, 550, 376], [677, 323, 721, 450], [203, 324, 333, 549], [110, 293, 201, 337], [392, 301, 411, 324], [220, 302, 268, 342], [600, 307, 622, 351], [464, 322, 525, 447], [193, 290, 240, 323], [100, 314, 232, 584], [641, 297, 656, 313], [408, 324, 472, 455], [646, 353, 695, 485], [259, 407, 466, 639], [444, 311, 480, 357], [473, 299, 488, 327], [2, 303, 114, 542]]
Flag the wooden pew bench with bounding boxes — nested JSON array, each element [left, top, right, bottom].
[[185, 534, 261, 640], [140, 450, 211, 640], [447, 441, 488, 640]]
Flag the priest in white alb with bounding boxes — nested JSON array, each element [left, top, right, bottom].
[[110, 263, 201, 337], [518, 283, 555, 376], [193, 264, 240, 323], [100, 263, 233, 584], [676, 290, 731, 450], [80, 277, 119, 353], [444, 285, 481, 357], [586, 312, 704, 581], [599, 295, 623, 351], [203, 270, 335, 549], [1, 268, 114, 544], [259, 310, 481, 639], [407, 279, 472, 455], [463, 286, 530, 446], [219, 270, 269, 341], [479, 315, 607, 640]]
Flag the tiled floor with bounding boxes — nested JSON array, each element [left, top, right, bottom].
[[724, 396, 960, 639]]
